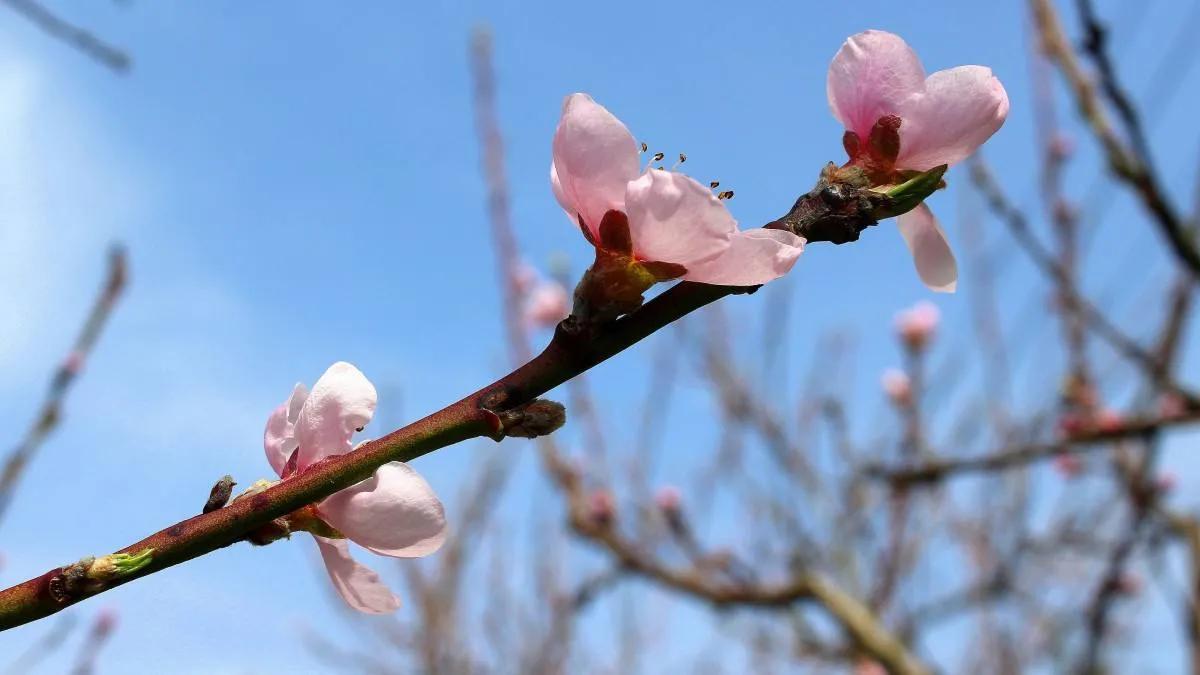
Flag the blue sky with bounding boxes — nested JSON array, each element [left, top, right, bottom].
[[1, 0, 1199, 672]]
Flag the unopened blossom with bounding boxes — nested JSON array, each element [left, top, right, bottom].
[[264, 362, 446, 613], [1057, 413, 1086, 437], [1095, 408, 1124, 433], [655, 485, 682, 513], [894, 300, 940, 350], [1053, 453, 1084, 478], [881, 368, 912, 406], [61, 350, 85, 376], [827, 30, 1009, 292], [524, 280, 570, 328], [1160, 393, 1187, 419], [551, 93, 804, 286], [1156, 472, 1177, 494], [93, 608, 118, 638], [588, 489, 615, 525], [1114, 572, 1142, 596]]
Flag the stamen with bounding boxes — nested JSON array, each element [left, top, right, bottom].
[[670, 153, 687, 170]]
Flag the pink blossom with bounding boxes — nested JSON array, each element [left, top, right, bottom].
[[1156, 472, 1177, 494], [511, 262, 538, 295], [551, 93, 804, 286], [1096, 408, 1124, 433], [655, 485, 682, 513], [93, 608, 118, 637], [1114, 572, 1142, 596], [827, 30, 1009, 292], [881, 368, 912, 406], [62, 350, 85, 376], [894, 300, 940, 349], [524, 280, 570, 329], [1053, 453, 1083, 478], [588, 489, 615, 524], [264, 362, 446, 613], [1160, 393, 1187, 419]]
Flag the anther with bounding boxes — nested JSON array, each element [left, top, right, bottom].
[[640, 142, 648, 153], [652, 152, 664, 162], [717, 190, 734, 200], [710, 180, 720, 189]]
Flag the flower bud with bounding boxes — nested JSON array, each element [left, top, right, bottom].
[[1160, 393, 1187, 419], [523, 281, 570, 329], [588, 489, 615, 525], [881, 368, 912, 407], [894, 301, 940, 350], [655, 485, 682, 513], [1155, 472, 1177, 494], [1096, 408, 1124, 433], [1053, 453, 1083, 478]]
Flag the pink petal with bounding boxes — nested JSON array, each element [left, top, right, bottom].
[[551, 93, 641, 238], [263, 383, 308, 477], [319, 462, 447, 558], [623, 169, 736, 267], [897, 204, 957, 292], [896, 66, 1009, 170], [682, 229, 805, 285], [313, 536, 401, 614], [293, 362, 376, 471], [827, 30, 926, 139]]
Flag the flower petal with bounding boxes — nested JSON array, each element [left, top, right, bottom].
[[827, 30, 926, 139], [319, 462, 447, 558], [896, 66, 1009, 170], [293, 362, 376, 471], [551, 93, 640, 238], [897, 204, 957, 292], [623, 169, 736, 267], [683, 229, 805, 285], [313, 536, 400, 614], [264, 383, 308, 477]]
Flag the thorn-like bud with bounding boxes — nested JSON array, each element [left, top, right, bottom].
[[498, 399, 567, 439], [203, 475, 236, 514]]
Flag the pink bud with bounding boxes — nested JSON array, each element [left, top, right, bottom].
[[1156, 473, 1177, 494], [655, 485, 682, 513], [1057, 412, 1087, 437], [511, 262, 537, 295], [523, 281, 570, 329], [588, 489, 615, 525], [894, 301, 940, 350], [1053, 453, 1083, 478], [854, 660, 887, 675], [1049, 133, 1074, 161], [94, 608, 118, 637], [62, 350, 85, 376], [1160, 393, 1187, 419], [881, 368, 912, 406], [1114, 572, 1142, 596], [1096, 408, 1124, 433]]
